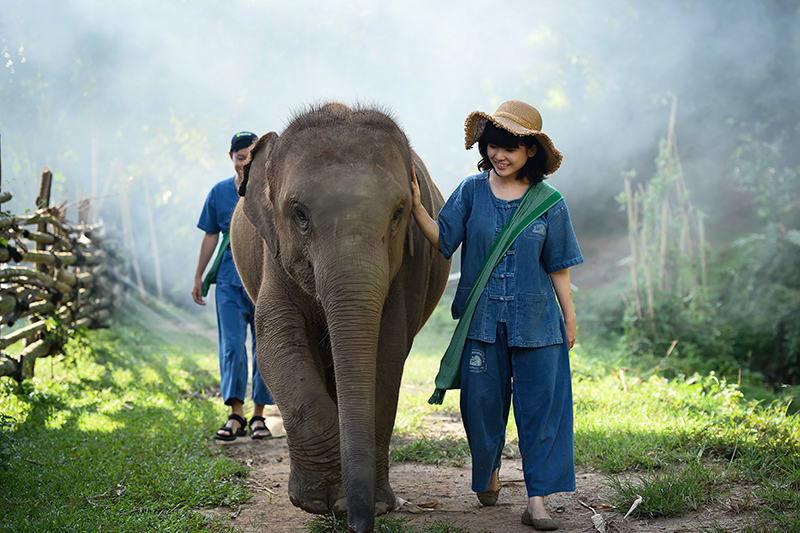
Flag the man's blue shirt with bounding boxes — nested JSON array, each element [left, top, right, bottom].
[[197, 177, 243, 287], [437, 172, 584, 348]]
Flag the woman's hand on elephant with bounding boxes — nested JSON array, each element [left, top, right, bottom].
[[409, 163, 441, 251], [410, 164, 422, 210]]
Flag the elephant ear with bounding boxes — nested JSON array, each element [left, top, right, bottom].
[[241, 131, 280, 258]]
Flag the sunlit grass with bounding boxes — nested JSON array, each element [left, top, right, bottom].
[[0, 298, 246, 533], [396, 301, 800, 529]]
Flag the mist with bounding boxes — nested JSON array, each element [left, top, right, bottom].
[[1, 0, 797, 309]]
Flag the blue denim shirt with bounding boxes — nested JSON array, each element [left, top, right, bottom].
[[438, 172, 584, 348], [197, 177, 244, 287]]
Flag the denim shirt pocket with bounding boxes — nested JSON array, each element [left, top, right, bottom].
[[451, 285, 471, 320], [514, 292, 557, 346]]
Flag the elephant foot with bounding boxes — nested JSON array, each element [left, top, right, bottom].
[[288, 464, 347, 515], [375, 482, 396, 515]]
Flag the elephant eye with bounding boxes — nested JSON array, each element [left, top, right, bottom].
[[390, 206, 404, 233], [293, 204, 310, 232]]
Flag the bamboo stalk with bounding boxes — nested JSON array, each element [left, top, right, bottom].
[[121, 190, 146, 297], [625, 179, 643, 320], [0, 267, 74, 295], [698, 210, 708, 293], [0, 321, 48, 350], [658, 199, 669, 293], [0, 356, 17, 379], [0, 293, 17, 316], [20, 339, 57, 379], [142, 176, 164, 301]]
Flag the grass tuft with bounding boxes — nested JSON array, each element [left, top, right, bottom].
[[605, 462, 719, 518], [390, 435, 470, 467]]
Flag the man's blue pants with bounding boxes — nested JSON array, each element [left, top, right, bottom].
[[215, 282, 273, 406]]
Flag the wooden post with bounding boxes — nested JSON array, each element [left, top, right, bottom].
[[35, 169, 53, 273], [78, 198, 91, 225]]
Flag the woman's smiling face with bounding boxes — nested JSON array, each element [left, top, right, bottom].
[[487, 141, 537, 181]]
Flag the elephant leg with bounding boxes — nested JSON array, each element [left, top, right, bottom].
[[256, 297, 346, 514], [373, 297, 412, 515]]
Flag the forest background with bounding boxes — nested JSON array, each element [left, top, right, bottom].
[[1, 0, 799, 387]]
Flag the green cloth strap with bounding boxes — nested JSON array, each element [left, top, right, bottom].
[[201, 231, 230, 298], [428, 182, 563, 405]]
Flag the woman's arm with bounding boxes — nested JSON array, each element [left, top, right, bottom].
[[410, 165, 441, 250], [549, 268, 577, 349]]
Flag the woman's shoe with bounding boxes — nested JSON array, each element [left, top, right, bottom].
[[477, 482, 501, 506], [521, 508, 560, 530], [477, 465, 502, 506], [214, 413, 248, 441]]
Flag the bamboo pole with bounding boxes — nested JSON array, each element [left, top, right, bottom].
[[625, 179, 643, 320], [78, 198, 91, 225], [142, 176, 164, 301], [0, 321, 48, 350], [658, 199, 669, 293], [698, 211, 708, 293], [121, 190, 146, 297], [20, 339, 56, 379], [0, 356, 17, 379]]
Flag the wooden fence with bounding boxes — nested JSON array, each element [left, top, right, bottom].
[[0, 165, 126, 383]]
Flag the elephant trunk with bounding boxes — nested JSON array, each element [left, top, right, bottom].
[[316, 237, 390, 533]]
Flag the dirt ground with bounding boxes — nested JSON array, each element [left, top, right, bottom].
[[196, 406, 752, 533]]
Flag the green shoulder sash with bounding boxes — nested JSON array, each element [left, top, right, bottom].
[[428, 181, 563, 405], [201, 231, 230, 298]]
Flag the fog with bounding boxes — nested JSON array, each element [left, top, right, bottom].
[[1, 0, 797, 308]]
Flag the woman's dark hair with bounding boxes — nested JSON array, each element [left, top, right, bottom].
[[477, 122, 547, 184]]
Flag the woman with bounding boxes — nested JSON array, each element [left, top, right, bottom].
[[411, 100, 583, 531]]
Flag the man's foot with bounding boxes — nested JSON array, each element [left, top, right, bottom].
[[249, 415, 273, 439], [214, 413, 247, 441]]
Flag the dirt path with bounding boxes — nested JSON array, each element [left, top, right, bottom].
[[197, 407, 750, 533]]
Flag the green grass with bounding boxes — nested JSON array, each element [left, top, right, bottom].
[[3, 291, 800, 532], [0, 299, 248, 533]]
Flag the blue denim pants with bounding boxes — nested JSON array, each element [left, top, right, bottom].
[[215, 282, 274, 406], [460, 321, 575, 497]]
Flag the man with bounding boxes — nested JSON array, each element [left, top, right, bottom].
[[192, 131, 274, 441]]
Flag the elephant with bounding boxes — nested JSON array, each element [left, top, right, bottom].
[[230, 103, 450, 533]]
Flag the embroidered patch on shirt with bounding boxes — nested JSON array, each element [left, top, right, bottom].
[[468, 349, 487, 373], [523, 219, 547, 239]]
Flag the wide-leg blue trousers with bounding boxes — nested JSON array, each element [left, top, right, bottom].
[[460, 321, 575, 497], [215, 282, 274, 406]]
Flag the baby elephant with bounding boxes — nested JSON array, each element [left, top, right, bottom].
[[230, 103, 450, 533]]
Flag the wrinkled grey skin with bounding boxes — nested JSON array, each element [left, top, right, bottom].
[[230, 104, 449, 533]]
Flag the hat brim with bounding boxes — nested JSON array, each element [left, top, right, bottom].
[[464, 111, 563, 175]]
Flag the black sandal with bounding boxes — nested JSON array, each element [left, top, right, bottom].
[[214, 413, 247, 441], [249, 416, 272, 440]]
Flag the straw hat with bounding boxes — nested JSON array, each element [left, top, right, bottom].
[[464, 100, 563, 175]]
